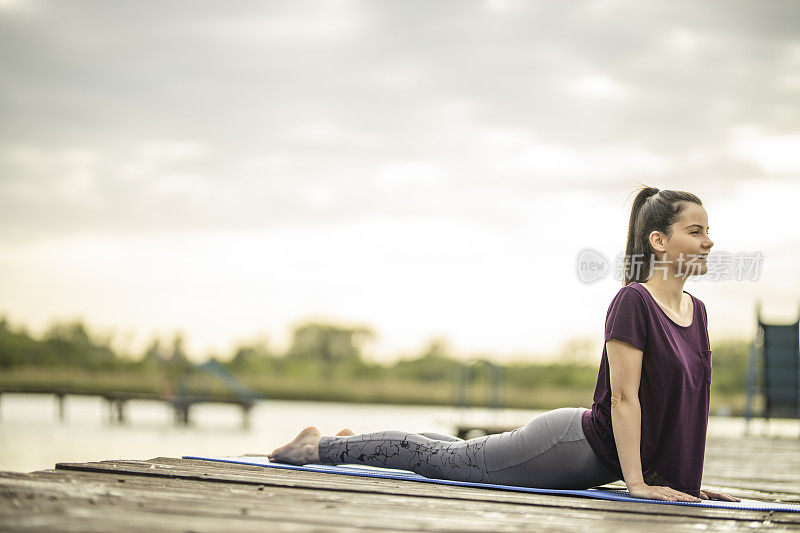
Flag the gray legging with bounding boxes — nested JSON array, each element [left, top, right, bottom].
[[317, 407, 620, 489]]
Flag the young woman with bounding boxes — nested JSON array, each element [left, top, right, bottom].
[[269, 186, 740, 503]]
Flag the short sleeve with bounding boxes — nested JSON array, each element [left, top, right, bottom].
[[604, 286, 648, 352]]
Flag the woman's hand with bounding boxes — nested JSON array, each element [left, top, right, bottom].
[[699, 488, 740, 502], [627, 482, 702, 502]]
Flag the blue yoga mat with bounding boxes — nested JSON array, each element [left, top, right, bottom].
[[184, 455, 800, 513]]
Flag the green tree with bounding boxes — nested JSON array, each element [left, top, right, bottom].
[[286, 322, 374, 379], [0, 319, 46, 368], [393, 338, 461, 382], [43, 321, 118, 369], [709, 338, 750, 395], [228, 341, 279, 375]]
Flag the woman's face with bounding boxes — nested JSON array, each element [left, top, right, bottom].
[[653, 202, 714, 278]]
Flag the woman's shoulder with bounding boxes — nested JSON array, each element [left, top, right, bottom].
[[613, 282, 649, 302], [607, 282, 649, 313]]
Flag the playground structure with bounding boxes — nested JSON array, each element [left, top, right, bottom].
[[170, 359, 261, 427], [453, 359, 508, 439]]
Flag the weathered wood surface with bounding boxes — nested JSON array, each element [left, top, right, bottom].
[[0, 434, 799, 532]]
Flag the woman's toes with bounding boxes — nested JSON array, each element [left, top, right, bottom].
[[336, 428, 355, 436]]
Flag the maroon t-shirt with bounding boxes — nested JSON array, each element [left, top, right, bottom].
[[581, 282, 712, 497]]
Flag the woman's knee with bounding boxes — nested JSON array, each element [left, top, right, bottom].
[[418, 432, 463, 442]]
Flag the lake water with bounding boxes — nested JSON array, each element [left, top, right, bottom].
[[1, 393, 798, 473]]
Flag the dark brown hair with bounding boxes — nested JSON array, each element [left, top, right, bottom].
[[623, 186, 703, 285]]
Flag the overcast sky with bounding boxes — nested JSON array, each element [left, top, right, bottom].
[[1, 0, 799, 362]]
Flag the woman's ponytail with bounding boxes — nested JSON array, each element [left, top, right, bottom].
[[623, 187, 659, 286]]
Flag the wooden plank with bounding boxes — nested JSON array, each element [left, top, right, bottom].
[[50, 458, 800, 524], [0, 468, 787, 533], [701, 436, 800, 501], [0, 471, 677, 532], [162, 456, 800, 503], [3, 429, 800, 532], [154, 457, 800, 511], [1, 507, 370, 533]]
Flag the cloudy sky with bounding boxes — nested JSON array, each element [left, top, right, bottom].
[[1, 0, 799, 362]]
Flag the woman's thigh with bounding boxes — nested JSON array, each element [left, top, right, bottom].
[[484, 407, 619, 489]]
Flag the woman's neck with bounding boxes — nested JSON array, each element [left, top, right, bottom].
[[642, 273, 687, 311]]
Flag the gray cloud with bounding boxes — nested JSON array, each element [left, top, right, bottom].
[[1, 0, 799, 243]]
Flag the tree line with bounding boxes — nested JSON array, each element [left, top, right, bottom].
[[0, 316, 750, 396]]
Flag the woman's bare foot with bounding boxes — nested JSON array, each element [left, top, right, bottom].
[[336, 428, 355, 436], [268, 426, 322, 465]]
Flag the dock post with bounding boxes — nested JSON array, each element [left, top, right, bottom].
[[55, 393, 66, 422], [173, 401, 191, 426], [241, 403, 252, 430], [114, 399, 127, 424]]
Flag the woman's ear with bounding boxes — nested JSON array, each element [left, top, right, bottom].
[[648, 230, 666, 253]]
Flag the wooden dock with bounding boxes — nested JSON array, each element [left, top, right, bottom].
[[0, 389, 256, 427], [1, 434, 799, 531]]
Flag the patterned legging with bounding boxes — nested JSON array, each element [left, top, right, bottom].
[[317, 407, 620, 489]]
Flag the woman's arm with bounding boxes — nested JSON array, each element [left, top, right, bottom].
[[606, 339, 646, 487], [606, 339, 700, 502]]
